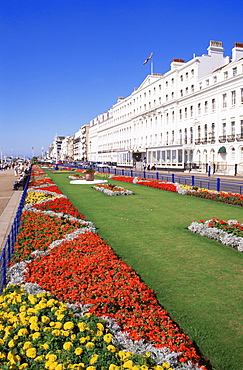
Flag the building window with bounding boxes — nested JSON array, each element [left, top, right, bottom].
[[191, 85, 194, 92], [231, 90, 236, 106], [190, 127, 193, 144], [191, 69, 194, 77], [198, 103, 201, 115], [213, 76, 217, 83], [206, 79, 209, 86], [172, 130, 175, 143], [166, 94, 168, 102], [204, 124, 207, 140], [222, 122, 226, 136], [222, 94, 227, 108], [231, 121, 235, 135], [166, 113, 169, 124], [198, 126, 201, 140], [184, 128, 187, 144], [241, 120, 243, 136], [205, 101, 208, 113], [171, 92, 174, 99], [212, 99, 216, 112], [231, 148, 235, 160], [185, 107, 187, 119], [190, 105, 193, 117], [159, 84, 161, 90], [185, 87, 188, 95], [241, 88, 243, 103], [199, 82, 202, 90], [224, 71, 228, 79], [179, 129, 182, 144], [180, 89, 183, 97], [159, 97, 161, 104], [172, 111, 175, 123], [180, 75, 183, 82], [211, 123, 215, 138], [179, 109, 182, 120], [186, 72, 188, 80], [165, 81, 168, 87], [233, 67, 237, 76]]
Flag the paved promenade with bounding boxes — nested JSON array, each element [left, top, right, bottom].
[[0, 169, 23, 251]]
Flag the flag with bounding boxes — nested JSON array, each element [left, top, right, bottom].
[[143, 53, 153, 65]]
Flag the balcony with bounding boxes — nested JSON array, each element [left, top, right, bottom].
[[195, 138, 201, 145], [219, 135, 226, 143], [236, 134, 243, 141], [201, 137, 208, 144], [227, 135, 235, 142]]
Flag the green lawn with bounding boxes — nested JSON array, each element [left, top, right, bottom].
[[46, 170, 243, 370]]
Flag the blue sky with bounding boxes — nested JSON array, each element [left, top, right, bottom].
[[1, 0, 243, 158]]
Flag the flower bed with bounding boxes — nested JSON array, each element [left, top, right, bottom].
[[188, 218, 243, 252], [110, 176, 243, 206], [2, 165, 207, 370], [185, 187, 243, 207], [93, 184, 133, 196]]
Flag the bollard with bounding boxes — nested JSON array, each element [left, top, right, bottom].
[[217, 178, 220, 192]]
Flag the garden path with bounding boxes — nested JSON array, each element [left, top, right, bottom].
[[0, 168, 22, 250]]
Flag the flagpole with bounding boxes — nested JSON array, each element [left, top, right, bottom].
[[151, 61, 153, 75]]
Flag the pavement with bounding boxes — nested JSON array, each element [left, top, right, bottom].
[[0, 168, 23, 251]]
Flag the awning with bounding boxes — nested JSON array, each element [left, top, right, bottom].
[[218, 146, 227, 153]]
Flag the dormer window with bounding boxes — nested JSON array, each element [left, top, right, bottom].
[[233, 67, 237, 76]]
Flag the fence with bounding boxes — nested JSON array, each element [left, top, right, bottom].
[[0, 172, 31, 293]]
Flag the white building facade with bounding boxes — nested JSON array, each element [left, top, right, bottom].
[[73, 125, 89, 161], [88, 41, 243, 174]]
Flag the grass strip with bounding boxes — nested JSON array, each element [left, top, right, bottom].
[[46, 170, 243, 370]]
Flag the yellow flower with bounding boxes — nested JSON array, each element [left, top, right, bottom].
[[56, 364, 65, 370], [85, 341, 95, 349], [96, 323, 104, 332], [103, 333, 113, 343], [123, 360, 133, 369], [55, 321, 63, 329], [78, 322, 86, 332], [90, 354, 99, 364], [29, 316, 38, 324], [75, 347, 83, 355], [86, 367, 96, 370], [107, 345, 117, 353], [162, 364, 171, 369], [35, 355, 44, 361], [8, 339, 16, 348], [57, 314, 65, 321], [40, 343, 49, 350], [63, 341, 73, 350], [63, 321, 75, 330], [23, 341, 32, 350], [19, 363, 29, 369], [41, 315, 50, 324], [26, 347, 37, 358], [47, 354, 57, 362], [109, 365, 119, 370], [18, 328, 29, 337]]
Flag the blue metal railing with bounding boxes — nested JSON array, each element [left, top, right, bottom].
[[93, 167, 243, 194], [0, 172, 31, 293], [54, 164, 243, 194]]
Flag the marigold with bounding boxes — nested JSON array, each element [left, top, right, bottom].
[[26, 347, 37, 358], [63, 341, 73, 350]]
